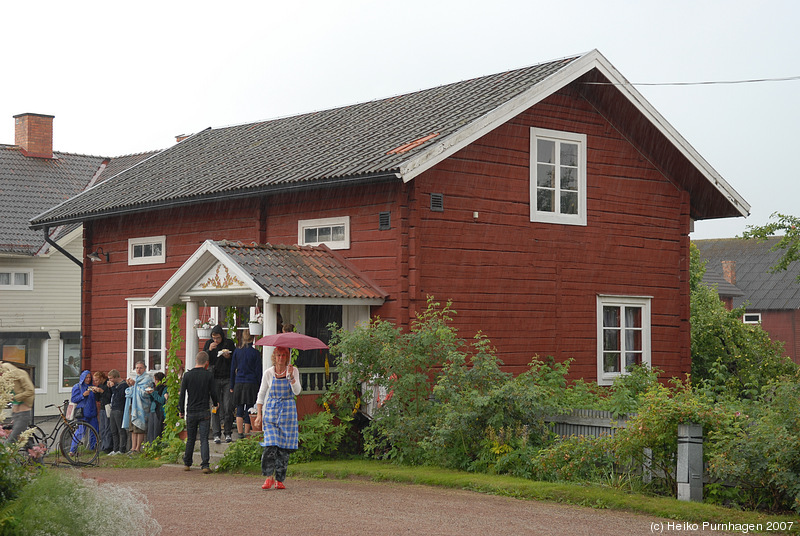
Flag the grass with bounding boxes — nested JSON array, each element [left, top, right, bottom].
[[282, 459, 799, 531]]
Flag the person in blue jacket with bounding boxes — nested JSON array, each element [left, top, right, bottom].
[[70, 370, 99, 450], [230, 330, 263, 440]]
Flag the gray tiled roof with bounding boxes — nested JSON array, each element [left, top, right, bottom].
[[1, 147, 159, 255], [0, 145, 107, 255], [695, 237, 800, 310], [217, 241, 387, 300], [30, 55, 580, 227]]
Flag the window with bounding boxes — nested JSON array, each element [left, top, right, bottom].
[[530, 128, 587, 226], [597, 295, 651, 386], [0, 269, 33, 290], [60, 335, 81, 390], [298, 216, 350, 250], [0, 334, 47, 389], [128, 236, 166, 265], [743, 313, 761, 324], [127, 300, 165, 372]]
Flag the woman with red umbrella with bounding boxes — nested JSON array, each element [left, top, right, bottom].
[[253, 346, 302, 490]]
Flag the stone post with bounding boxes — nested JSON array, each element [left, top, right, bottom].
[[677, 423, 703, 502]]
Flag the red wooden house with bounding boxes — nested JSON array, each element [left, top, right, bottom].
[[31, 50, 748, 411]]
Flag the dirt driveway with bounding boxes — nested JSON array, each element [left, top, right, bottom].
[[80, 466, 743, 535]]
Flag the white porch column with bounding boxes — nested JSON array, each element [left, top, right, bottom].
[[185, 300, 199, 370], [262, 301, 279, 371]]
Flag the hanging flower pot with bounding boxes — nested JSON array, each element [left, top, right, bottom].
[[194, 317, 216, 339], [248, 322, 263, 335], [196, 327, 212, 339]]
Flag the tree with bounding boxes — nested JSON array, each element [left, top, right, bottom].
[[689, 243, 795, 399], [742, 212, 800, 282]]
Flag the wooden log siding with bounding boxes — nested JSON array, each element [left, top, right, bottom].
[[545, 409, 632, 438]]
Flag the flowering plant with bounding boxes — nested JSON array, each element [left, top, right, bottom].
[[194, 318, 216, 329], [251, 312, 263, 323]]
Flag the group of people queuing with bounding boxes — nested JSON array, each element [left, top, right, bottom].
[[70, 362, 166, 455]]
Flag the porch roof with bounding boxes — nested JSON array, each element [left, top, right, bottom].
[[150, 240, 388, 307]]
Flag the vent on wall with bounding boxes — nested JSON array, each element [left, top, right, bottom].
[[430, 193, 444, 212], [379, 211, 391, 230]]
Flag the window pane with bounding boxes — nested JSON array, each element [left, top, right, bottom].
[[148, 329, 161, 350], [134, 308, 146, 328], [603, 352, 620, 373], [14, 273, 28, 286], [304, 228, 317, 243], [332, 226, 345, 241], [560, 191, 578, 215], [537, 139, 555, 164], [625, 307, 642, 328], [537, 189, 553, 212], [560, 143, 578, 166], [149, 351, 162, 371], [603, 306, 620, 327], [603, 329, 620, 351], [134, 350, 145, 363], [625, 328, 642, 351], [149, 308, 162, 329], [143, 244, 153, 257], [560, 167, 577, 191], [537, 164, 554, 187], [625, 352, 640, 368], [0, 273, 9, 285], [152, 243, 163, 256], [133, 329, 145, 349], [133, 244, 143, 258], [317, 227, 332, 241]]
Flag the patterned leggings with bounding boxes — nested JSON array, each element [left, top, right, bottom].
[[261, 445, 292, 482]]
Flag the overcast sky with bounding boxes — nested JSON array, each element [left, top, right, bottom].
[[2, 0, 798, 240]]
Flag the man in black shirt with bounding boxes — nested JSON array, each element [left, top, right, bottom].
[[179, 351, 218, 473], [204, 325, 236, 444]]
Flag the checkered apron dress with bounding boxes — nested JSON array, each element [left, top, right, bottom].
[[260, 374, 299, 450]]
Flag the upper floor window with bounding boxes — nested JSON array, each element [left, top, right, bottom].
[[597, 295, 651, 386], [298, 216, 350, 250], [530, 128, 587, 226], [128, 236, 166, 266], [127, 300, 165, 372], [743, 312, 761, 324], [0, 269, 33, 290]]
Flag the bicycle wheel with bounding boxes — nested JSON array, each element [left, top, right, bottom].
[[59, 420, 100, 466]]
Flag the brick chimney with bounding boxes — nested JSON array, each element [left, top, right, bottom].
[[721, 260, 736, 286], [14, 113, 55, 158]]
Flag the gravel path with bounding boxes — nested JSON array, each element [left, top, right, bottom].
[[79, 466, 745, 535]]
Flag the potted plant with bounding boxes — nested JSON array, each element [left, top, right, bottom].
[[194, 317, 216, 339], [248, 310, 263, 336]]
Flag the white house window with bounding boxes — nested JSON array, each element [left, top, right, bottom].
[[0, 334, 47, 390], [530, 128, 587, 226], [298, 216, 350, 250], [743, 312, 761, 324], [0, 269, 33, 290], [128, 236, 166, 265], [127, 300, 165, 372], [60, 335, 82, 391], [597, 295, 651, 386]]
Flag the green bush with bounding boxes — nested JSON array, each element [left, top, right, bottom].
[[532, 434, 616, 483], [218, 434, 263, 473]]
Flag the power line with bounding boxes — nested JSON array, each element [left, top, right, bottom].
[[583, 75, 800, 87]]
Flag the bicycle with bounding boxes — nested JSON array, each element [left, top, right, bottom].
[[5, 400, 100, 466]]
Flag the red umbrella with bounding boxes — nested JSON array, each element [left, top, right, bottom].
[[254, 332, 329, 350]]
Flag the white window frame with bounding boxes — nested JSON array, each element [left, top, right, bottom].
[[126, 299, 166, 373], [742, 312, 761, 324], [596, 295, 651, 386], [298, 216, 350, 250], [128, 235, 166, 266], [0, 268, 33, 290], [530, 127, 587, 226]]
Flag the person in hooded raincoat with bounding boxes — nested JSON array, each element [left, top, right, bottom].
[[70, 370, 99, 450], [122, 361, 153, 453]]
